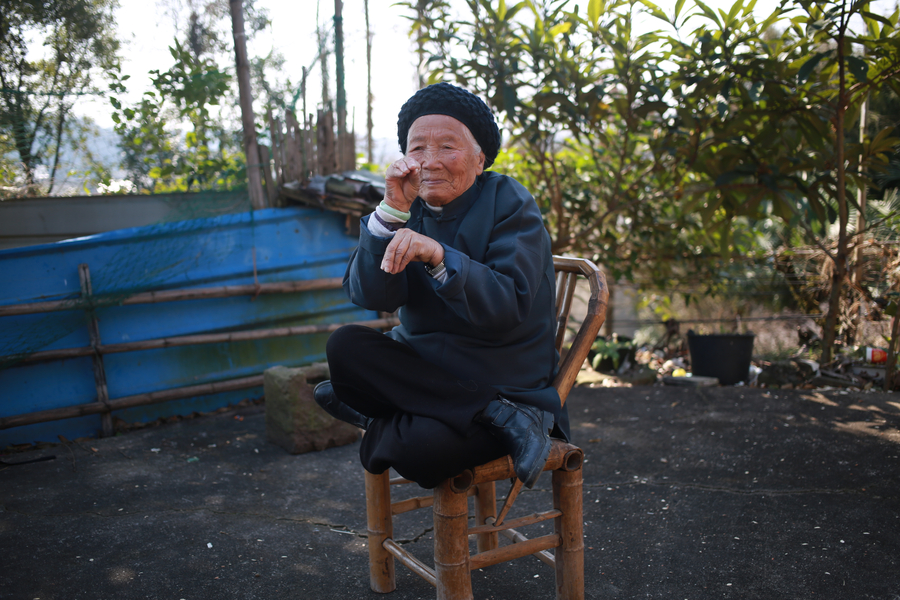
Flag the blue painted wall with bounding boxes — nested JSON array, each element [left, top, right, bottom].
[[0, 207, 370, 447]]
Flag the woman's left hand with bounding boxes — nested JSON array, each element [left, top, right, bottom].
[[381, 229, 445, 275]]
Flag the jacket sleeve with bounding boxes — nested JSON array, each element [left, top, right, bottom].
[[434, 187, 550, 334], [342, 214, 409, 312]]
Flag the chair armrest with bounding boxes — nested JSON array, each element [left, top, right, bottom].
[[551, 257, 609, 406]]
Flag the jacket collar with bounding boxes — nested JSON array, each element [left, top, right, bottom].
[[417, 174, 484, 221]]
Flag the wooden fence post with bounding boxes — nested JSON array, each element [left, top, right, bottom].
[[268, 109, 284, 187], [318, 109, 337, 175], [258, 144, 278, 207], [78, 264, 113, 437]]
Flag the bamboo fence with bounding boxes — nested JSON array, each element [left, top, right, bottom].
[[0, 265, 398, 433], [264, 106, 356, 208]]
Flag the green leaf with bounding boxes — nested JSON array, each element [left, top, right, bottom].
[[501, 84, 518, 116], [674, 0, 686, 20], [695, 0, 722, 26], [748, 81, 765, 102], [634, 101, 669, 117], [639, 0, 669, 23], [797, 51, 828, 84], [846, 54, 869, 82], [700, 199, 722, 225], [715, 170, 744, 186], [717, 101, 729, 119], [549, 21, 572, 37], [771, 197, 794, 222], [742, 0, 758, 17], [870, 126, 900, 153], [726, 0, 742, 24], [588, 0, 603, 29]]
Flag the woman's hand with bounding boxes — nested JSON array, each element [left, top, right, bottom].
[[383, 156, 422, 213], [381, 229, 445, 275]]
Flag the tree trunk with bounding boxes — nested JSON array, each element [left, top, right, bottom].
[[317, 2, 331, 109], [415, 0, 428, 89], [821, 6, 850, 364], [334, 0, 348, 171], [229, 0, 266, 210], [10, 102, 38, 194]]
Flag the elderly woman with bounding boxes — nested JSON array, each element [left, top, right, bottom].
[[314, 83, 564, 489]]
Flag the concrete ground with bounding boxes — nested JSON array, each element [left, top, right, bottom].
[[2, 384, 899, 600]]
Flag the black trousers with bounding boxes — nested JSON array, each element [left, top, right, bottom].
[[325, 324, 507, 488]]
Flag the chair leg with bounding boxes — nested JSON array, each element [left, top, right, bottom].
[[365, 469, 395, 593], [553, 467, 585, 600], [433, 479, 473, 600], [474, 482, 498, 553]]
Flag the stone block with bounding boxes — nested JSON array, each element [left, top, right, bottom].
[[263, 363, 360, 454]]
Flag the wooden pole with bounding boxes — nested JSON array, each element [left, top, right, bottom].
[[885, 312, 899, 391], [365, 0, 374, 165], [0, 278, 343, 317], [432, 479, 473, 600], [286, 109, 302, 182], [229, 0, 266, 209], [317, 7, 331, 110], [366, 470, 397, 593], [301, 66, 309, 129], [79, 264, 114, 437], [318, 108, 337, 175], [495, 527, 556, 567], [467, 534, 561, 571], [0, 374, 265, 430], [553, 465, 585, 600], [474, 482, 499, 553], [258, 144, 278, 206], [268, 109, 284, 186], [472, 509, 561, 537], [334, 0, 348, 171], [415, 0, 427, 89], [8, 317, 399, 365], [855, 93, 869, 342]]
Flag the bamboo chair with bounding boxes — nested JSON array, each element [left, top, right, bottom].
[[364, 256, 608, 600]]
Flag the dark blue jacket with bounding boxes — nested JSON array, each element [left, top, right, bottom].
[[343, 171, 568, 439]]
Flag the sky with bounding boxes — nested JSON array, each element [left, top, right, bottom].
[[84, 0, 893, 164], [84, 0, 423, 163]]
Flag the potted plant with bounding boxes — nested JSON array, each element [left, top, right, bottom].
[[686, 329, 755, 385], [590, 334, 636, 373]]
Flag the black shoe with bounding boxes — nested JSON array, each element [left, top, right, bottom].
[[313, 381, 372, 430], [475, 397, 553, 489]]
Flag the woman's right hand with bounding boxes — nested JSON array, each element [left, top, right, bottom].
[[383, 156, 422, 213]]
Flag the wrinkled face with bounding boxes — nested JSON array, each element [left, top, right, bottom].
[[405, 114, 486, 206]]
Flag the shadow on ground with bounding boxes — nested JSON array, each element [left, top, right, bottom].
[[1, 385, 899, 599]]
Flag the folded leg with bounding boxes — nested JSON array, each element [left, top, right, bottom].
[[326, 324, 497, 437], [360, 412, 507, 489]]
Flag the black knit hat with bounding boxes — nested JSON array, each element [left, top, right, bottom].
[[397, 83, 502, 168]]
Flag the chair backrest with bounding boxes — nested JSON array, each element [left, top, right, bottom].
[[551, 256, 609, 407]]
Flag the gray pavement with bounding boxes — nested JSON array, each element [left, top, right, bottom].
[[2, 384, 899, 600]]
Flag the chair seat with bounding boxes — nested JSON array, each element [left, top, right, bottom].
[[450, 438, 583, 490]]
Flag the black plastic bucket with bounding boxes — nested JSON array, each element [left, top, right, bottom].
[[687, 333, 755, 385]]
